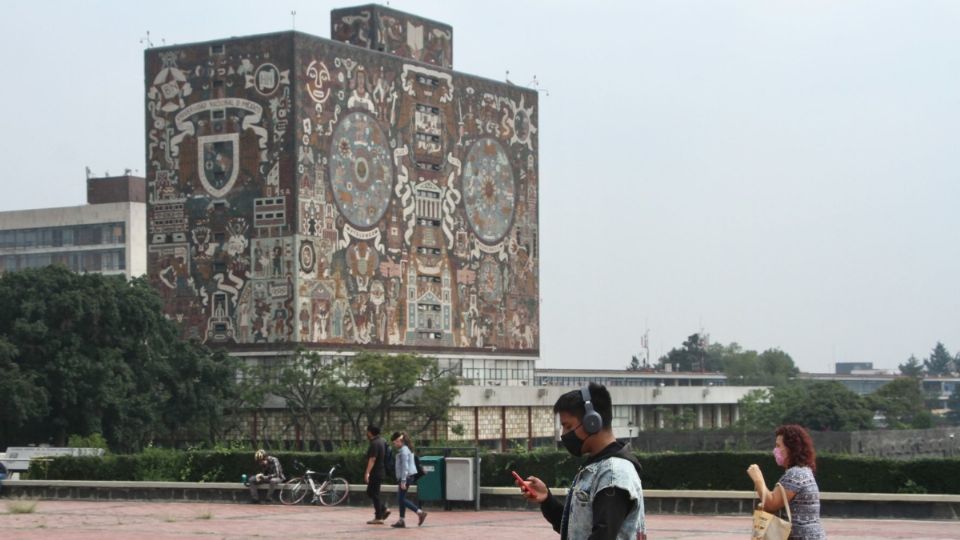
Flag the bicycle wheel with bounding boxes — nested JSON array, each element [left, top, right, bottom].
[[318, 477, 349, 506], [279, 477, 309, 505]]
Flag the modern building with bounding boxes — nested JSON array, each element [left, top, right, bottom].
[[144, 4, 539, 368], [0, 175, 147, 279], [801, 371, 960, 414]]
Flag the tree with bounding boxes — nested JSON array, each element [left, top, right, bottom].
[[0, 336, 48, 445], [737, 381, 873, 432], [924, 342, 954, 376], [627, 355, 642, 371], [272, 350, 331, 446], [658, 333, 721, 372], [313, 352, 459, 442], [723, 346, 798, 387], [0, 266, 235, 451], [867, 377, 929, 429], [899, 355, 925, 377]]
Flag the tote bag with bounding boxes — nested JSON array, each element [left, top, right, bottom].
[[751, 483, 791, 540]]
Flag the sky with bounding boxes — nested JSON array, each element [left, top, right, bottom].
[[1, 1, 958, 374]]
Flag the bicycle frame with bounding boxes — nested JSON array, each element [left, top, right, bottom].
[[304, 466, 337, 498]]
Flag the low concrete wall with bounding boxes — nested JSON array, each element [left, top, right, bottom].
[[1, 480, 958, 520]]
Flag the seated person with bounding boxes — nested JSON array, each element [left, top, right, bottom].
[[248, 449, 284, 503]]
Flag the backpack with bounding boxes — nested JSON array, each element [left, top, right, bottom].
[[384, 443, 396, 477], [411, 454, 427, 481]]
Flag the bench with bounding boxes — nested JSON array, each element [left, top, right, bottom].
[[1, 447, 105, 480]]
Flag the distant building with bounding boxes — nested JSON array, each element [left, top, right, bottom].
[[835, 362, 884, 375], [0, 175, 146, 279]]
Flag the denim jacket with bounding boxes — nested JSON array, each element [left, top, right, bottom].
[[562, 452, 644, 539], [394, 444, 416, 482]]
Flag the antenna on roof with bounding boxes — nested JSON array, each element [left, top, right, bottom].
[[291, 10, 297, 31], [528, 75, 550, 96], [140, 31, 154, 48], [85, 166, 92, 179], [505, 70, 513, 85]]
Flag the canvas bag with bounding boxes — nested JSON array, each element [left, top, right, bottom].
[[751, 483, 792, 540]]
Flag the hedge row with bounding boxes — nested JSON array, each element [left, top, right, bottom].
[[29, 449, 960, 494]]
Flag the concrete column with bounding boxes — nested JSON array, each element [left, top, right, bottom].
[[697, 405, 704, 429], [638, 406, 645, 432], [715, 405, 723, 429], [733, 404, 740, 424]]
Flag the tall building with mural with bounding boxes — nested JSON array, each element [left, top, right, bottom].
[[144, 5, 539, 376]]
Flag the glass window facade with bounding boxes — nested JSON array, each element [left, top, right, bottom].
[[0, 222, 126, 274], [0, 222, 125, 249], [0, 249, 126, 273]]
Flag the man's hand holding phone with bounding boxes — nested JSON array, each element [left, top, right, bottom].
[[512, 471, 548, 503]]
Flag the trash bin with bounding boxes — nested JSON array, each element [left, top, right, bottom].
[[417, 456, 445, 502], [444, 457, 475, 501]]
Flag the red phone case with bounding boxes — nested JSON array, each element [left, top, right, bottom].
[[511, 470, 531, 493]]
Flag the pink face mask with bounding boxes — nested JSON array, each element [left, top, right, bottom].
[[773, 446, 786, 467]]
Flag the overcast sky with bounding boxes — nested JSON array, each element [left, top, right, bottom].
[[2, 1, 958, 373]]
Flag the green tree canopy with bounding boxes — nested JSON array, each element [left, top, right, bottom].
[[658, 333, 721, 372], [925, 342, 954, 376], [0, 266, 236, 451], [737, 381, 874, 432], [722, 345, 799, 387], [867, 377, 932, 429], [272, 351, 459, 443], [899, 355, 925, 377]]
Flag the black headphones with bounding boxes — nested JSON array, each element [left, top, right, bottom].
[[580, 386, 603, 434]]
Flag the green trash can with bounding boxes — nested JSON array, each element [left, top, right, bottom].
[[416, 456, 445, 502]]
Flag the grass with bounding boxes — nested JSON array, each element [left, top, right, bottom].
[[195, 509, 214, 520], [163, 515, 177, 523], [6, 500, 38, 514]]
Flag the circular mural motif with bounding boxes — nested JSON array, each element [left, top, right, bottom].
[[462, 138, 516, 244], [330, 112, 393, 229], [299, 240, 316, 274]]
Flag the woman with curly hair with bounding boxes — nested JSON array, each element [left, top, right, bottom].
[[747, 424, 826, 539]]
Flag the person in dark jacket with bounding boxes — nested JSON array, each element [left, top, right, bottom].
[[364, 424, 391, 525], [517, 383, 645, 540]]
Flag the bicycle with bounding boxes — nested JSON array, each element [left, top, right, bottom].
[[279, 461, 350, 506]]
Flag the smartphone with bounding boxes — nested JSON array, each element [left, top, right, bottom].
[[511, 470, 532, 494]]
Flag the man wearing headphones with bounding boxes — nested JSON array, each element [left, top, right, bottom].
[[518, 383, 645, 540]]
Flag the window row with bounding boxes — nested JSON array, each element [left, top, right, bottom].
[[0, 249, 126, 273], [0, 223, 125, 249]]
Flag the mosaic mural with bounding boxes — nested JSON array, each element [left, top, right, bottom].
[[145, 7, 538, 353], [332, 5, 453, 69]]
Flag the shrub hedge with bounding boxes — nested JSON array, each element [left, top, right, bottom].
[[28, 449, 960, 494]]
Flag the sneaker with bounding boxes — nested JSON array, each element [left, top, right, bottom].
[[382, 508, 391, 521], [417, 511, 428, 527], [390, 519, 406, 528], [248, 499, 260, 504], [366, 519, 384, 525]]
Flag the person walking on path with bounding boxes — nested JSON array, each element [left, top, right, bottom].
[[747, 424, 827, 540], [389, 431, 428, 528], [364, 424, 391, 525], [517, 383, 645, 539]]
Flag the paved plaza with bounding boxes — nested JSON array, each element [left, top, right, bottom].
[[0, 500, 957, 539]]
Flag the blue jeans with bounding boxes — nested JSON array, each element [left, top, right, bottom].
[[397, 475, 420, 518]]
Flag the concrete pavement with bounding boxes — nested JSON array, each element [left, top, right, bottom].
[[1, 500, 957, 539]]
